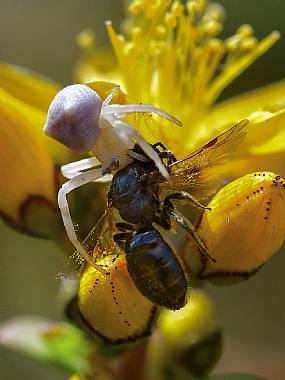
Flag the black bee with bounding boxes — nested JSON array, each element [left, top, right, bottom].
[[60, 120, 248, 313], [107, 141, 209, 310]]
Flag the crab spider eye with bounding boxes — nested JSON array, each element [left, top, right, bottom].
[[43, 84, 102, 154]]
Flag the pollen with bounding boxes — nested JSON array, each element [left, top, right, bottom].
[[106, 0, 280, 147]]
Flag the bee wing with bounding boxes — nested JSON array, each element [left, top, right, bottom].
[[56, 206, 117, 280], [159, 120, 248, 200]]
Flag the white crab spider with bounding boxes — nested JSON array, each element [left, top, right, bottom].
[[44, 84, 182, 273]]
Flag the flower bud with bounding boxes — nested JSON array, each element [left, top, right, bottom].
[[147, 290, 222, 377], [197, 172, 285, 285], [78, 253, 156, 345], [0, 63, 66, 239]]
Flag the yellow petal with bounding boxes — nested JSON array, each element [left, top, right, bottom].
[[0, 62, 61, 113], [85, 80, 132, 103], [196, 172, 285, 285], [198, 80, 285, 154], [208, 80, 285, 126], [194, 81, 285, 178], [227, 152, 285, 186], [0, 86, 60, 237]]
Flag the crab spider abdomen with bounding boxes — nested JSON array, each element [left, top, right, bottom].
[[43, 84, 102, 154]]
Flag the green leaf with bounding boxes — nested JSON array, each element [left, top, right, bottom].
[[0, 316, 92, 373]]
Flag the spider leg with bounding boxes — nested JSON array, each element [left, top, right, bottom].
[[128, 149, 150, 162], [112, 119, 173, 187], [102, 85, 182, 128], [61, 158, 112, 182], [103, 103, 182, 128], [102, 85, 119, 107], [58, 169, 108, 274], [61, 157, 99, 179], [152, 142, 177, 165]]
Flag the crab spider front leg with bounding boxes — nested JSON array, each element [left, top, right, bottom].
[[101, 85, 183, 128], [103, 103, 183, 127], [58, 168, 108, 274], [61, 157, 112, 182], [111, 119, 173, 186]]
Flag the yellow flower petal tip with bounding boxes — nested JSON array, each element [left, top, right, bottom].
[[197, 172, 285, 285], [0, 62, 61, 112], [78, 254, 156, 345]]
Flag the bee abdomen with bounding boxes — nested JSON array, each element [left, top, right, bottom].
[[125, 229, 188, 310]]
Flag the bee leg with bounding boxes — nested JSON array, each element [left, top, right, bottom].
[[115, 222, 136, 232], [169, 209, 214, 259], [152, 142, 177, 164], [160, 191, 210, 231], [58, 169, 109, 274], [161, 193, 215, 262], [164, 191, 211, 211], [113, 231, 133, 249]]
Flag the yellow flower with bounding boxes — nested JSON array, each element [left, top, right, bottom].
[[0, 2, 284, 378], [76, 0, 285, 178], [1, 0, 284, 275]]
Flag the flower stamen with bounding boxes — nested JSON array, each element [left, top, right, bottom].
[[106, 0, 280, 149]]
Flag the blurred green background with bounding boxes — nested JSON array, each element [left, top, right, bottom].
[[1, 1, 285, 379]]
